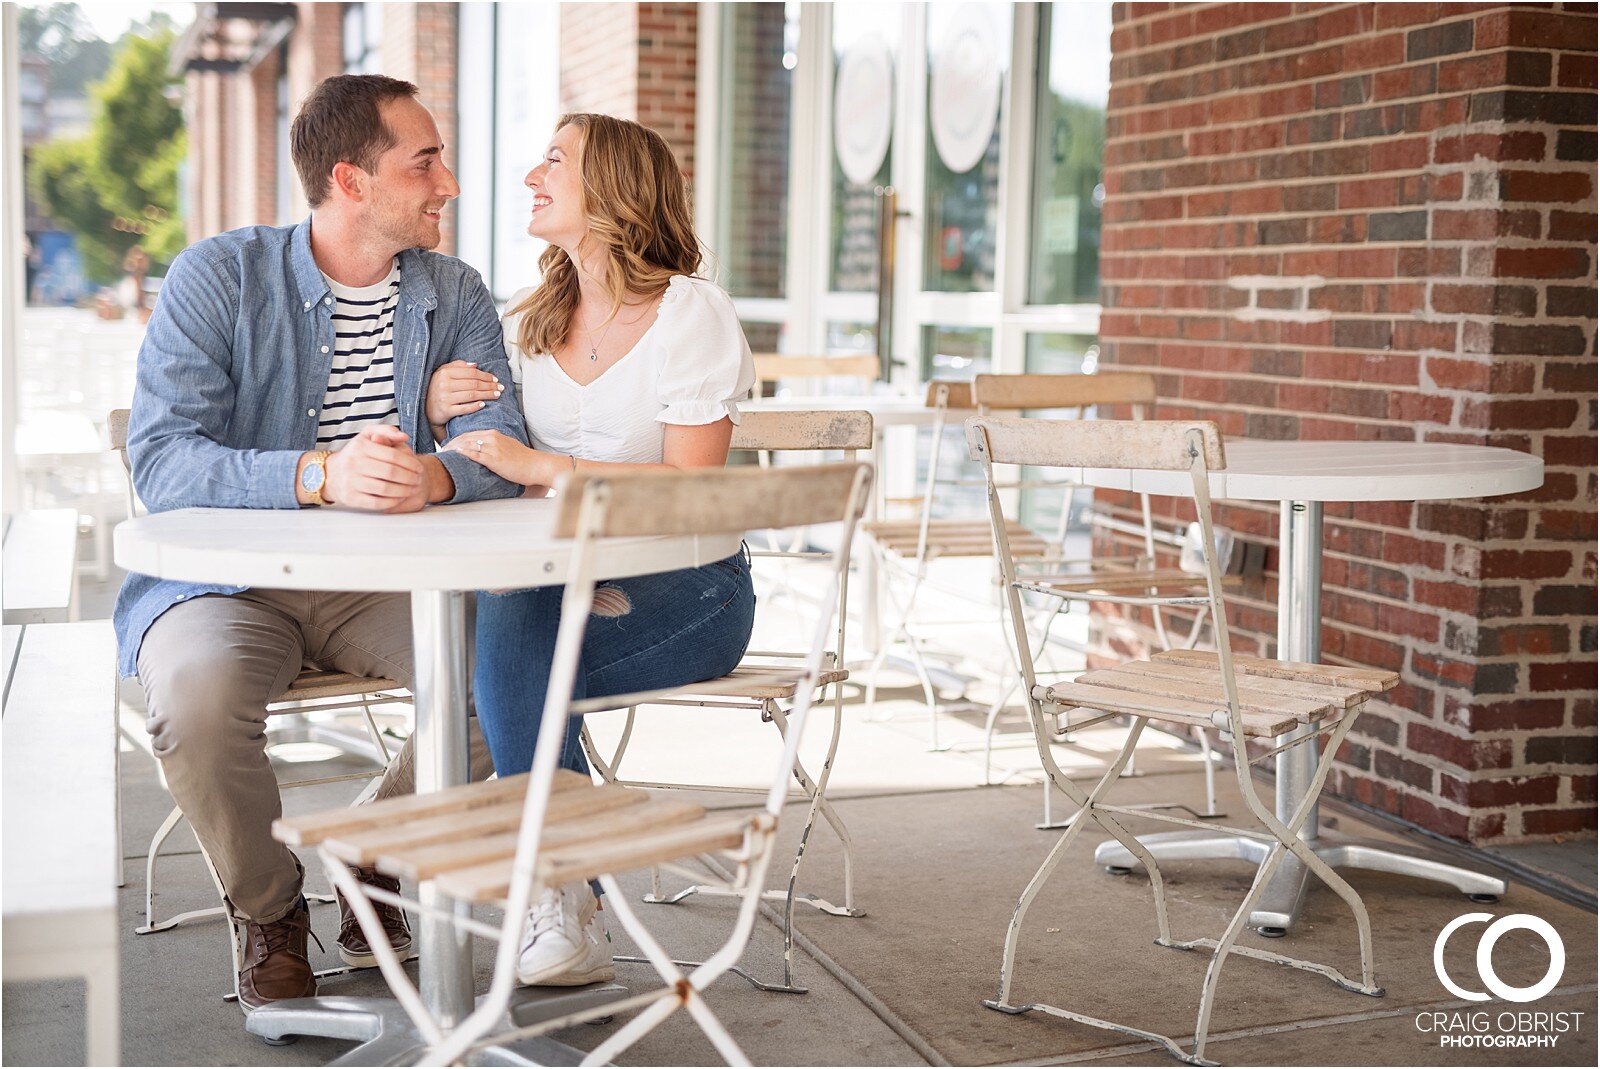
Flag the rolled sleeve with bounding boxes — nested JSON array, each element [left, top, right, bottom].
[[433, 268, 530, 503]]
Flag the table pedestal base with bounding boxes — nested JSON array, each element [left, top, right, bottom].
[[1092, 827, 1506, 934], [244, 985, 627, 1066]]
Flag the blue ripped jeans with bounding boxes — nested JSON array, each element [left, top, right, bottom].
[[474, 546, 756, 783]]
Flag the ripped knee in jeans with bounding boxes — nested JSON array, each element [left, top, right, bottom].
[[591, 586, 632, 618]]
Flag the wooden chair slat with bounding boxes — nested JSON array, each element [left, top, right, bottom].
[[376, 796, 701, 882], [752, 353, 880, 382], [1043, 569, 1209, 593], [972, 371, 1159, 411], [555, 463, 868, 539], [274, 769, 592, 847], [968, 417, 1225, 471], [1076, 666, 1337, 723], [434, 812, 771, 902], [280, 671, 404, 702], [924, 380, 977, 410], [730, 409, 873, 453], [1041, 679, 1299, 737], [1126, 660, 1371, 708], [324, 782, 645, 866], [1152, 650, 1399, 691]]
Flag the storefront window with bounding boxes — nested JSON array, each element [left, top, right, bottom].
[[716, 4, 795, 300], [829, 5, 898, 293], [1028, 2, 1111, 306], [922, 2, 1010, 293]]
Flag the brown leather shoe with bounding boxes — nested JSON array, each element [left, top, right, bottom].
[[237, 896, 319, 1013], [336, 865, 414, 968]]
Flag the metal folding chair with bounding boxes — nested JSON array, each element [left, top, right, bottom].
[[966, 374, 1235, 821], [578, 409, 872, 993], [969, 416, 1390, 1066], [276, 461, 874, 1066]]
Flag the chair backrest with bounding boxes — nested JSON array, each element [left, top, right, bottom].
[[972, 371, 1157, 412], [923, 379, 976, 411], [108, 407, 140, 518], [752, 353, 879, 395], [966, 416, 1223, 472], [729, 409, 873, 455], [553, 462, 871, 540]]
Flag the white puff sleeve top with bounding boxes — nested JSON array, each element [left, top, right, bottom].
[[502, 275, 757, 465]]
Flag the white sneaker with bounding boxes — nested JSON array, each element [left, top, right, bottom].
[[516, 882, 615, 987]]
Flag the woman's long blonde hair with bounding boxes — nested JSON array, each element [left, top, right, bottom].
[[514, 113, 702, 356]]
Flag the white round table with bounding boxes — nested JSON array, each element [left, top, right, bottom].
[[1080, 440, 1543, 935], [115, 497, 740, 1061]]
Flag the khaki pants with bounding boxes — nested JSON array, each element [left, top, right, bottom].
[[137, 589, 495, 922]]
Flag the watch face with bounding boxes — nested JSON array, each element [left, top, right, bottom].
[[300, 461, 325, 494]]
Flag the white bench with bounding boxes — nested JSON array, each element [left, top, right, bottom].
[[2, 508, 81, 624], [3, 619, 121, 1066]]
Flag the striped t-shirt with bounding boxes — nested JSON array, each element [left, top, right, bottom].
[[317, 261, 401, 448]]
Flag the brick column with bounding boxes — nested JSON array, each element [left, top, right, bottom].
[[1099, 2, 1596, 843], [283, 1, 346, 220], [559, 2, 698, 179], [380, 4, 460, 253]]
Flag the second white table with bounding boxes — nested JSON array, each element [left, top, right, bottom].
[[1079, 440, 1543, 936]]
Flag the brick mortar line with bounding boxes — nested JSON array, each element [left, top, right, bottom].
[[1107, 36, 1584, 96], [1106, 105, 1598, 150], [1104, 162, 1600, 199], [1094, 355, 1600, 400], [1107, 1, 1583, 66], [1098, 275, 1599, 294], [1106, 47, 1590, 114], [1100, 339, 1600, 372]]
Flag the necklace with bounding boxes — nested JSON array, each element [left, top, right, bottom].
[[580, 309, 614, 362]]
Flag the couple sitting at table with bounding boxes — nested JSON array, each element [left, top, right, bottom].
[[115, 73, 756, 1014]]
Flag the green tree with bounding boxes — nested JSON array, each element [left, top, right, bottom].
[[28, 27, 186, 284]]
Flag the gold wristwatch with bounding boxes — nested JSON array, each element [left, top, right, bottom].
[[300, 450, 332, 506]]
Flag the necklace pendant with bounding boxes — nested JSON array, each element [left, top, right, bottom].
[[589, 346, 598, 362]]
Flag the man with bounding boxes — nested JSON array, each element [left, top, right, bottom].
[[116, 74, 520, 1012]]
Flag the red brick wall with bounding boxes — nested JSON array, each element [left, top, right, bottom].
[[1098, 2, 1597, 844], [559, 2, 698, 179], [283, 1, 345, 220], [380, 4, 459, 254]]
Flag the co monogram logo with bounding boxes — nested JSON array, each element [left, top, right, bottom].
[[1433, 913, 1565, 1004]]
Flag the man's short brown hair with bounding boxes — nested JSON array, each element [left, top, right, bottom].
[[291, 74, 420, 208]]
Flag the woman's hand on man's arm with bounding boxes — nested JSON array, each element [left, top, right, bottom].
[[426, 360, 505, 442]]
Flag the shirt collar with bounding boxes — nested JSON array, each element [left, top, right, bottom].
[[292, 216, 440, 315]]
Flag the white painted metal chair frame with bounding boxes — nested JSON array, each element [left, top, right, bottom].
[[964, 377, 1226, 824], [577, 409, 873, 994], [325, 462, 875, 1066], [969, 417, 1383, 1067]]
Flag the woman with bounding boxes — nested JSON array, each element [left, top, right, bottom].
[[427, 114, 757, 988]]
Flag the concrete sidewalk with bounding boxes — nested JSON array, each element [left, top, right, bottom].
[[3, 675, 1594, 1067]]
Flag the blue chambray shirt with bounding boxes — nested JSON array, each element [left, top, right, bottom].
[[113, 218, 530, 678]]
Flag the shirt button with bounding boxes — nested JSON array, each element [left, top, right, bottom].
[[323, 297, 332, 305], [320, 345, 329, 353], [302, 300, 310, 309], [307, 408, 316, 417]]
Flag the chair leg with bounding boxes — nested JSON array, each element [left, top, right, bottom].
[[583, 871, 758, 1067], [990, 720, 1155, 1010], [765, 695, 861, 991]]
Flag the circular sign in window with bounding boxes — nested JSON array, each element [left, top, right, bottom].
[[930, 3, 1001, 175], [834, 35, 894, 186]]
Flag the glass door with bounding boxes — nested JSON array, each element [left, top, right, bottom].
[[817, 3, 1012, 391]]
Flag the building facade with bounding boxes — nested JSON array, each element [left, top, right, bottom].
[[174, 1, 1597, 846]]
